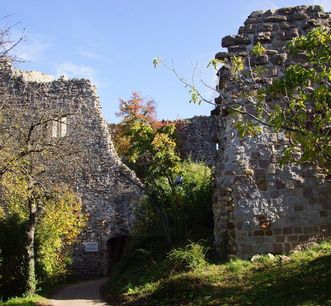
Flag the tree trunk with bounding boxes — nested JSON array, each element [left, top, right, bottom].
[[26, 197, 37, 295]]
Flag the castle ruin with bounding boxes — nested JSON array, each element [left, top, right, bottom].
[[212, 5, 331, 257], [0, 61, 143, 276], [0, 5, 330, 274]]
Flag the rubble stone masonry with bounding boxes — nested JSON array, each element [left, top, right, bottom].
[[0, 61, 143, 276], [175, 116, 217, 166], [213, 5, 331, 257]]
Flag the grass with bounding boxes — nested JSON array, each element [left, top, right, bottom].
[[0, 295, 44, 306], [104, 240, 331, 305]]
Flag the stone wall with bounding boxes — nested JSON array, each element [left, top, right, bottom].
[[0, 61, 143, 276], [175, 116, 217, 166], [109, 116, 218, 167], [213, 5, 331, 257]]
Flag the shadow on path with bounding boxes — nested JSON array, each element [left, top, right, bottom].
[[48, 278, 108, 306]]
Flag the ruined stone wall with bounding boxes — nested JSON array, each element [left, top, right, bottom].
[[175, 116, 217, 166], [109, 116, 218, 167], [0, 61, 143, 276], [213, 5, 331, 257]]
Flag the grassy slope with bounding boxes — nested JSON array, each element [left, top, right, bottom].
[[104, 241, 331, 306], [0, 295, 44, 306]]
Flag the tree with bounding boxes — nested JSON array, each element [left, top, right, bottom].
[[113, 93, 213, 245], [0, 20, 87, 296], [0, 15, 25, 62], [154, 26, 331, 174], [112, 91, 159, 163], [0, 94, 86, 295], [0, 175, 86, 298]]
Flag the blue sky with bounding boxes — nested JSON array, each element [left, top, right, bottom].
[[2, 0, 331, 122]]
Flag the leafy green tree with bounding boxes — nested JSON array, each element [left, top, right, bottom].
[[235, 27, 331, 172], [0, 171, 86, 296], [0, 100, 86, 295], [114, 93, 213, 244], [112, 91, 159, 167]]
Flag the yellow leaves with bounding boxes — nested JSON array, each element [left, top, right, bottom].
[[36, 185, 87, 278], [0, 172, 30, 220], [251, 42, 266, 57], [207, 58, 223, 71], [230, 56, 244, 74], [152, 132, 176, 151], [0, 206, 5, 220]]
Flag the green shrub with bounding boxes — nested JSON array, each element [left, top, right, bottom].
[[135, 160, 213, 242], [167, 242, 207, 272], [0, 215, 27, 300]]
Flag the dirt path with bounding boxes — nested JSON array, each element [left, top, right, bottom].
[[48, 278, 109, 306]]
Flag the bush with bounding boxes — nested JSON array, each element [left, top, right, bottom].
[[134, 160, 213, 242], [167, 242, 208, 272], [0, 215, 28, 300]]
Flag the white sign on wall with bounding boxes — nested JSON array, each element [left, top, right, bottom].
[[84, 241, 99, 252]]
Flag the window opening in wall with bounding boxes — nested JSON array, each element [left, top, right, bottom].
[[51, 116, 68, 138]]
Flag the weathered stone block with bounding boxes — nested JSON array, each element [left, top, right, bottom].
[[276, 235, 285, 242], [283, 226, 293, 234], [298, 234, 310, 242], [222, 35, 251, 47], [244, 23, 257, 34], [261, 66, 279, 78], [285, 180, 295, 189], [320, 211, 328, 218], [249, 10, 264, 18], [254, 32, 272, 43], [279, 21, 292, 30], [302, 19, 319, 29], [271, 53, 288, 65], [263, 9, 274, 17], [288, 12, 309, 21], [287, 235, 298, 242], [294, 205, 304, 212], [258, 159, 269, 168], [265, 230, 273, 236], [267, 164, 276, 174], [307, 5, 323, 13], [274, 228, 281, 235], [265, 15, 288, 22], [228, 45, 248, 53], [303, 227, 313, 234], [215, 51, 231, 60], [282, 28, 299, 40], [270, 190, 280, 198], [250, 54, 269, 65], [240, 244, 254, 253], [283, 243, 292, 252], [266, 49, 279, 55], [294, 226, 303, 234], [253, 230, 265, 236], [273, 243, 283, 253]]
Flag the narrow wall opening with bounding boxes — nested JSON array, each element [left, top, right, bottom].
[[106, 236, 129, 274]]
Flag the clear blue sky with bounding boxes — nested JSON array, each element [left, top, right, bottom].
[[1, 0, 330, 122]]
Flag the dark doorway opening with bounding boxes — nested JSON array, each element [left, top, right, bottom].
[[107, 236, 129, 274]]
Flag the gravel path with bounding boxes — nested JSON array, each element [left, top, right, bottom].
[[48, 278, 109, 306]]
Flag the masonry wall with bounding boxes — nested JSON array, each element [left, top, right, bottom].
[[109, 116, 218, 167], [175, 116, 217, 166], [213, 5, 331, 257], [0, 61, 143, 276]]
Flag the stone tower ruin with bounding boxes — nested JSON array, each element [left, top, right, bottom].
[[213, 5, 331, 257]]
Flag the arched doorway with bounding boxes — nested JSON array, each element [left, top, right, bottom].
[[106, 236, 129, 274]]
